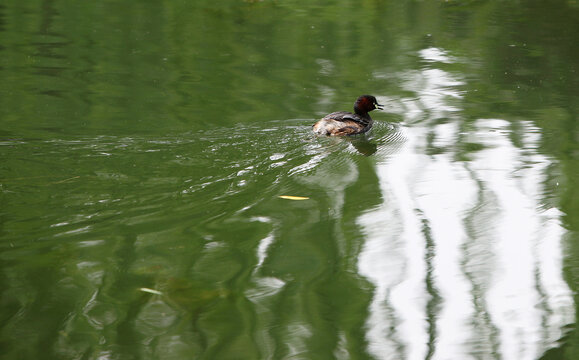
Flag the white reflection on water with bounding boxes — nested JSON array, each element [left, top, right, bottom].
[[358, 125, 430, 359], [358, 50, 574, 359], [469, 119, 574, 359]]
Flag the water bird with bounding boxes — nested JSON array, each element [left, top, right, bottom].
[[312, 95, 383, 136]]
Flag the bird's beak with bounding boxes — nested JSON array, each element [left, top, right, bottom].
[[375, 103, 384, 110]]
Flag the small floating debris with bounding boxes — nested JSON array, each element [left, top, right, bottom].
[[50, 176, 81, 185], [138, 287, 163, 295], [278, 195, 310, 201]]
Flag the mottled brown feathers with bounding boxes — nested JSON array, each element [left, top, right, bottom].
[[312, 119, 364, 136]]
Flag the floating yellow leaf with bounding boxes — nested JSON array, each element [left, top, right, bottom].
[[278, 195, 310, 200], [138, 287, 163, 295]]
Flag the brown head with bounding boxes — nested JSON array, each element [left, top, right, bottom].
[[354, 95, 383, 115]]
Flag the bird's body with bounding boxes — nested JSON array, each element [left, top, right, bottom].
[[312, 95, 382, 136]]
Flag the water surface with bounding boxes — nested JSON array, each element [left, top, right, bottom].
[[1, 1, 578, 359]]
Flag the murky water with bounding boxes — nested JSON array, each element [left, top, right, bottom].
[[1, 1, 578, 359]]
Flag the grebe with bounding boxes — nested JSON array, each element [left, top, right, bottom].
[[312, 95, 382, 136]]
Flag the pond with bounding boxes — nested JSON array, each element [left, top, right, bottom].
[[1, 1, 578, 359]]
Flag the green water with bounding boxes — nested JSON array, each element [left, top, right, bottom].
[[1, 1, 578, 359]]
